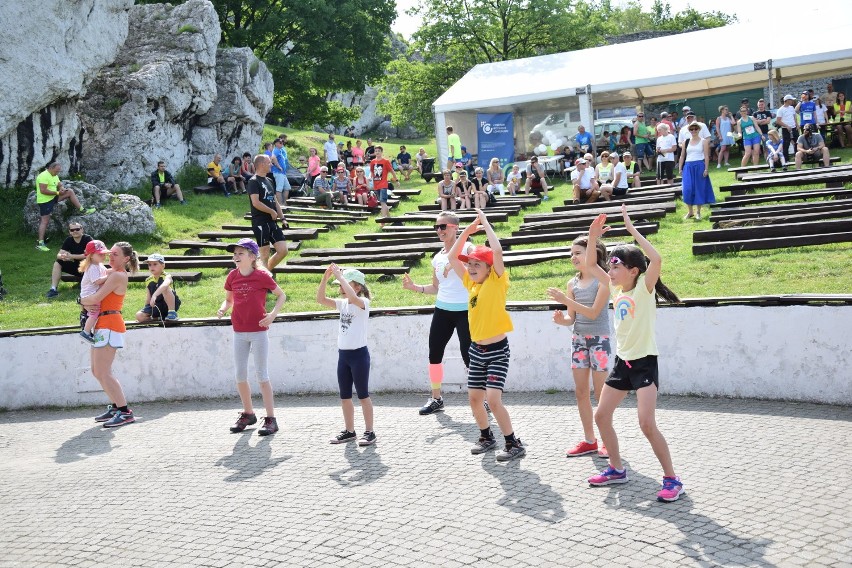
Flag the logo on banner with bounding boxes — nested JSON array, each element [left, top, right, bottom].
[[481, 122, 493, 135]]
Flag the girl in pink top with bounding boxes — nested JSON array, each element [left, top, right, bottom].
[[351, 139, 365, 166]]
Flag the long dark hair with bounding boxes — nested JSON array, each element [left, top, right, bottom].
[[572, 234, 607, 273], [608, 245, 679, 303]]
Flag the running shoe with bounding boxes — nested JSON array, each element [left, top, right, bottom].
[[36, 242, 50, 252], [81, 207, 97, 215], [496, 439, 526, 462], [94, 404, 118, 422], [46, 288, 59, 298], [418, 397, 444, 415], [470, 436, 497, 455], [358, 431, 377, 446], [330, 430, 357, 444], [257, 416, 279, 437], [79, 330, 94, 343], [656, 476, 685, 502], [165, 310, 178, 321], [103, 409, 135, 428], [588, 465, 628, 486], [566, 440, 598, 457], [229, 412, 257, 433]]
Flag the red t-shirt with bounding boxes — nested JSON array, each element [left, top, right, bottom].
[[370, 158, 393, 189], [224, 268, 277, 332]]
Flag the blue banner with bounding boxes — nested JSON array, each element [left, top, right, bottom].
[[477, 113, 514, 170]]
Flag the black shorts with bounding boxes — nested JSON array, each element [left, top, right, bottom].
[[612, 187, 628, 196], [57, 260, 82, 278], [39, 198, 57, 216], [657, 161, 674, 180], [606, 354, 659, 391], [251, 221, 286, 248], [141, 297, 182, 319]]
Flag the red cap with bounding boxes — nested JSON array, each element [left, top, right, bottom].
[[458, 244, 493, 266], [85, 240, 108, 255]]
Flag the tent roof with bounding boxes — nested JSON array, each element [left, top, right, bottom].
[[432, 17, 852, 113]]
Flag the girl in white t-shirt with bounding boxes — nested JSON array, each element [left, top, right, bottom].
[[79, 240, 110, 342], [318, 263, 376, 446], [506, 165, 522, 196]]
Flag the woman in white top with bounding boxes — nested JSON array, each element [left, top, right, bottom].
[[486, 158, 505, 196], [677, 122, 715, 221], [402, 212, 474, 415]]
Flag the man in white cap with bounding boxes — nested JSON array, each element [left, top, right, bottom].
[[676, 106, 691, 130], [570, 158, 600, 204], [775, 95, 799, 157]]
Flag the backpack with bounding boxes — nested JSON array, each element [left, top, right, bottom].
[[366, 192, 378, 208], [487, 190, 498, 206]]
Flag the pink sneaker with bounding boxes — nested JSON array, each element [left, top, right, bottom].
[[566, 440, 598, 457], [597, 444, 609, 458], [657, 476, 685, 502], [588, 465, 628, 486]]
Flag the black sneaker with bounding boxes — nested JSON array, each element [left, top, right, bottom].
[[496, 439, 527, 462], [358, 431, 377, 446], [418, 397, 444, 415], [94, 404, 118, 422], [46, 288, 59, 299], [470, 436, 497, 455], [79, 330, 94, 343], [103, 409, 135, 428], [230, 412, 257, 433], [258, 416, 279, 436], [330, 430, 357, 444]]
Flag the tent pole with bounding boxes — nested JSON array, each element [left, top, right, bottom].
[[767, 59, 774, 109], [434, 110, 448, 170], [577, 84, 594, 157]]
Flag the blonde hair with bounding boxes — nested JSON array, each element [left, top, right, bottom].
[[767, 129, 780, 141]]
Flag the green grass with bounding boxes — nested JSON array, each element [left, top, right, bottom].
[[1, 135, 850, 331], [177, 24, 199, 34]]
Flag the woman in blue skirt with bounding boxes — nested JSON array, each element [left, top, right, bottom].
[[677, 123, 715, 221]]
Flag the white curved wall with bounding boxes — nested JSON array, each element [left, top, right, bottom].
[[1, 305, 850, 410]]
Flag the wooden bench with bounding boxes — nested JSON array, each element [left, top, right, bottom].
[[273, 265, 407, 276], [709, 200, 852, 223], [192, 184, 222, 194], [286, 197, 400, 210], [278, 206, 370, 219], [167, 240, 302, 252], [287, 252, 426, 266], [554, 192, 678, 212], [738, 162, 852, 182], [199, 228, 320, 240], [693, 230, 852, 254], [302, 243, 444, 256], [62, 271, 203, 283], [720, 170, 852, 195], [417, 204, 523, 215], [730, 157, 841, 178], [712, 206, 852, 228], [375, 212, 511, 224], [242, 214, 355, 227], [714, 187, 852, 207], [389, 189, 422, 198], [518, 210, 670, 233], [221, 224, 329, 233], [494, 223, 658, 248], [523, 202, 676, 223]]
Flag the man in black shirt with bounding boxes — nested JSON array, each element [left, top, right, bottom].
[[47, 222, 93, 298], [753, 99, 773, 160], [396, 145, 413, 181], [247, 154, 288, 270]]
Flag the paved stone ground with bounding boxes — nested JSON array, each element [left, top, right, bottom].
[[0, 393, 850, 567]]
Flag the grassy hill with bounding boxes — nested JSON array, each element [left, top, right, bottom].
[[1, 127, 850, 330]]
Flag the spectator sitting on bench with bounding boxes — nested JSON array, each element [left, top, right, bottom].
[[795, 124, 830, 169], [150, 161, 186, 208], [397, 145, 413, 181], [437, 170, 457, 211], [526, 156, 550, 201], [506, 164, 521, 196], [240, 152, 255, 182], [571, 158, 600, 204], [312, 166, 345, 208], [622, 151, 642, 189], [135, 253, 180, 322], [207, 153, 230, 196], [416, 147, 429, 174], [223, 156, 247, 195], [46, 222, 93, 298]]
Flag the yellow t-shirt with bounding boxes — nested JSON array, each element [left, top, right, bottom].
[[447, 133, 462, 159], [35, 170, 59, 204], [463, 269, 513, 342], [207, 161, 222, 178], [611, 273, 658, 360]]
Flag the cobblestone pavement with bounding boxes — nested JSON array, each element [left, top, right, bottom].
[[0, 393, 850, 567]]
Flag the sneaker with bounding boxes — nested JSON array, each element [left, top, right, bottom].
[[229, 412, 257, 433], [257, 416, 279, 437], [330, 430, 357, 444], [566, 440, 598, 457], [165, 310, 178, 321], [153, 203, 161, 209], [782, 166, 788, 172], [36, 242, 50, 252], [180, 200, 187, 205], [496, 439, 526, 462], [46, 288, 59, 299], [103, 409, 135, 428], [769, 168, 777, 173], [543, 195, 550, 201], [588, 465, 629, 486], [657, 476, 685, 502], [470, 436, 498, 455], [597, 444, 609, 458], [715, 164, 721, 169], [79, 330, 94, 343], [94, 404, 118, 422], [81, 207, 97, 215], [224, 192, 231, 198], [418, 397, 444, 415], [358, 431, 377, 446]]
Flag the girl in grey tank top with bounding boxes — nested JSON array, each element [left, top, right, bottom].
[[548, 236, 612, 458]]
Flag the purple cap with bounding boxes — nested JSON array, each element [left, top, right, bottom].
[[226, 238, 259, 256]]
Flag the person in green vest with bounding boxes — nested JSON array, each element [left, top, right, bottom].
[[632, 113, 654, 172], [35, 162, 96, 252]]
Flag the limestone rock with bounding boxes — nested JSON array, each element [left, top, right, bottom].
[[24, 180, 155, 238], [327, 85, 383, 137], [0, 0, 132, 186], [191, 47, 275, 168], [78, 0, 221, 190]]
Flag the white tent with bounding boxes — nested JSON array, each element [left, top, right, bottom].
[[432, 17, 852, 163]]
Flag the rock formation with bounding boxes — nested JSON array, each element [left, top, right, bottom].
[[24, 181, 154, 237]]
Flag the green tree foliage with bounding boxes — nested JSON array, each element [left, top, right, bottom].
[[379, 0, 735, 132]]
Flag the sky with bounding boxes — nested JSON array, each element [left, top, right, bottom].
[[391, 0, 825, 39]]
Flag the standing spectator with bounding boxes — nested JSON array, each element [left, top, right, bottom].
[[775, 95, 800, 157], [796, 91, 817, 134], [46, 222, 93, 298], [446, 126, 462, 170], [248, 155, 288, 270], [263, 142, 273, 157], [370, 145, 398, 219], [460, 146, 473, 176], [134, 253, 181, 322], [365, 138, 376, 163], [654, 124, 677, 185], [677, 107, 692, 130], [737, 98, 755, 118], [822, 83, 837, 113], [34, 162, 96, 252], [324, 134, 340, 171], [795, 124, 830, 169], [240, 152, 255, 182], [207, 153, 230, 196], [678, 122, 715, 221], [678, 111, 711, 144], [814, 97, 829, 138], [396, 145, 413, 181], [223, 156, 247, 195], [659, 112, 675, 133], [736, 106, 765, 167], [352, 139, 365, 167], [486, 157, 505, 196], [670, 111, 681, 130], [150, 161, 186, 208], [343, 141, 354, 169], [616, 126, 631, 155], [575, 125, 593, 156], [622, 152, 641, 190], [632, 113, 653, 172], [832, 92, 852, 148], [714, 106, 736, 168], [753, 99, 773, 160], [306, 147, 321, 185], [271, 138, 291, 204]]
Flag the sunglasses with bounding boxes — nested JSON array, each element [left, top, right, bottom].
[[69, 227, 83, 232], [433, 223, 458, 231], [609, 256, 626, 266]]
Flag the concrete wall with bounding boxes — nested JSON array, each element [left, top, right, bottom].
[[1, 305, 850, 410]]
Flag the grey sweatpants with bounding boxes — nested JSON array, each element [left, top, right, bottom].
[[233, 331, 270, 383]]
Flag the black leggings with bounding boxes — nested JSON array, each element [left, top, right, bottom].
[[428, 308, 471, 367]]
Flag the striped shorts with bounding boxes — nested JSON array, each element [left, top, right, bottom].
[[467, 338, 510, 391]]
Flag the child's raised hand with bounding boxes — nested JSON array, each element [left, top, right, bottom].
[[546, 287, 568, 305], [330, 263, 343, 278], [322, 264, 334, 281], [588, 213, 609, 238], [621, 203, 634, 229]]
